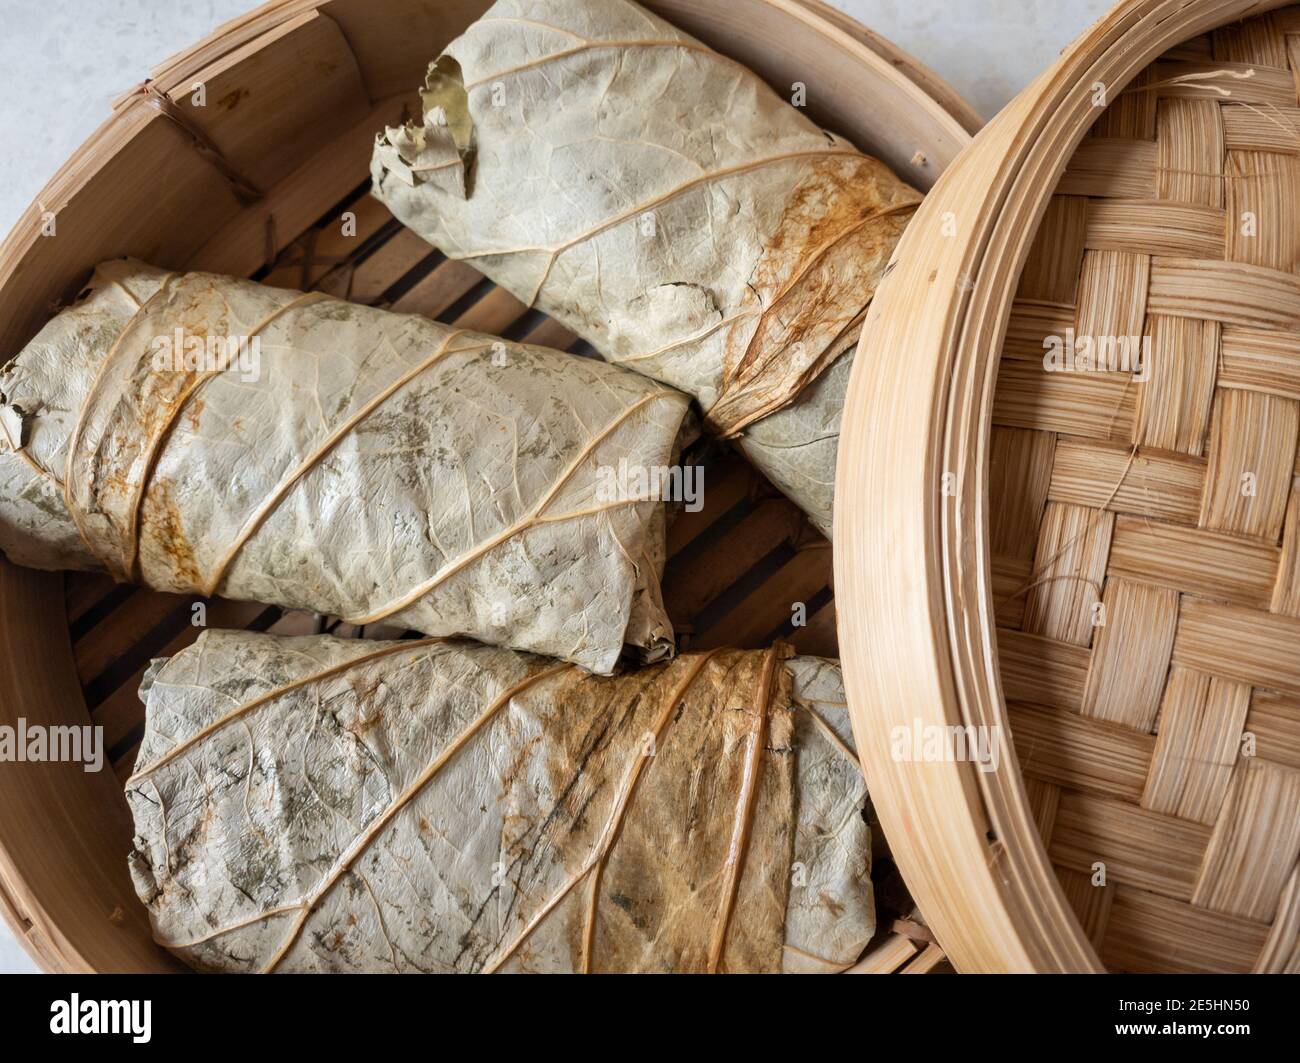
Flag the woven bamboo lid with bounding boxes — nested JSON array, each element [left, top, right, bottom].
[[839, 0, 1300, 973]]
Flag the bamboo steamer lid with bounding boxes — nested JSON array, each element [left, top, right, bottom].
[[0, 0, 975, 972], [839, 0, 1300, 972]]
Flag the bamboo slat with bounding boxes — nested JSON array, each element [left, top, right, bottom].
[[1141, 670, 1251, 824], [1100, 887, 1269, 974], [1133, 315, 1219, 455], [1002, 302, 1076, 361], [390, 258, 489, 320], [1246, 691, 1300, 770], [664, 499, 804, 624], [1022, 503, 1114, 647], [154, 11, 371, 194], [1107, 516, 1280, 607], [1010, 703, 1155, 801], [693, 546, 832, 650], [1093, 68, 1156, 139], [1083, 201, 1226, 258], [992, 556, 1032, 629], [664, 458, 757, 556], [994, 363, 1136, 440], [1057, 868, 1112, 948], [998, 629, 1090, 712], [1199, 389, 1299, 541], [1219, 327, 1300, 400], [1019, 197, 1088, 303], [1147, 258, 1300, 330], [1151, 60, 1296, 107], [993, 423, 1055, 556], [1048, 791, 1212, 901], [1075, 250, 1150, 341], [1079, 578, 1178, 731], [1026, 777, 1062, 845], [899, 942, 948, 974], [1212, 11, 1293, 67], [1221, 104, 1300, 153], [1156, 99, 1223, 207], [1172, 598, 1300, 694], [1192, 759, 1300, 920], [1224, 151, 1300, 270], [787, 600, 839, 658], [845, 934, 918, 974], [73, 591, 195, 688], [1060, 139, 1157, 198]]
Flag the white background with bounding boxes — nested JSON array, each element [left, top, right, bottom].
[[0, 0, 1110, 973]]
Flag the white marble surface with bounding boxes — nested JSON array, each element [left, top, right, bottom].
[[0, 0, 1110, 974], [834, 0, 1112, 120]]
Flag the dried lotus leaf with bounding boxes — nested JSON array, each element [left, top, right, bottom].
[[371, 0, 922, 537], [0, 259, 694, 673], [126, 632, 872, 973]]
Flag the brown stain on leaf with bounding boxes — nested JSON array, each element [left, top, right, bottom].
[[140, 477, 202, 590], [183, 393, 205, 433], [710, 154, 921, 435], [105, 277, 234, 584], [125, 365, 208, 582], [818, 891, 845, 918], [496, 653, 796, 973]]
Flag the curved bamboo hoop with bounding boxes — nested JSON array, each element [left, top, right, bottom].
[[835, 0, 1297, 973], [0, 0, 974, 973]]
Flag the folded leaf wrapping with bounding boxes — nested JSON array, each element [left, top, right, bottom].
[[126, 631, 871, 973], [0, 259, 695, 673], [371, 0, 922, 537]]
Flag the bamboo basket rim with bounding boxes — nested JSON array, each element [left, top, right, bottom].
[[835, 0, 1299, 974], [153, 0, 985, 136], [0, 0, 977, 974]]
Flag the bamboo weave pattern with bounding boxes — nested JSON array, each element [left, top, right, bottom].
[[993, 7, 1300, 974]]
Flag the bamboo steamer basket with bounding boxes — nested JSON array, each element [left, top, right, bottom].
[[839, 0, 1300, 973], [0, 0, 975, 973]]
